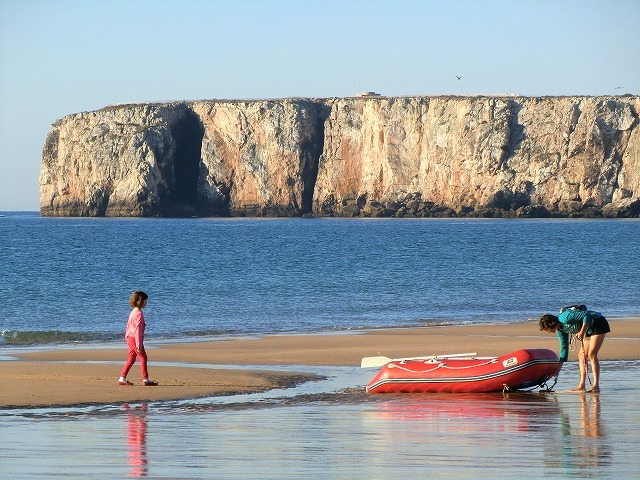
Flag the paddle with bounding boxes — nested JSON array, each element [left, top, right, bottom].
[[360, 352, 478, 368]]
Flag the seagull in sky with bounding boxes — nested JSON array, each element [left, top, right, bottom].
[[455, 75, 462, 80]]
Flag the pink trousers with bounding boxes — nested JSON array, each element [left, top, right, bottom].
[[121, 337, 149, 379]]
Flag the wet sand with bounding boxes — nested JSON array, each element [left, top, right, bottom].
[[2, 317, 639, 408]]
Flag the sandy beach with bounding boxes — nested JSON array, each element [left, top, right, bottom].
[[2, 318, 639, 408]]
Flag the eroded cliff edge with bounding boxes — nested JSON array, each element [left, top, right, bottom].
[[40, 95, 640, 217]]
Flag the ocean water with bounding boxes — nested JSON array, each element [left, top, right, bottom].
[[1, 212, 639, 346], [2, 213, 639, 479]]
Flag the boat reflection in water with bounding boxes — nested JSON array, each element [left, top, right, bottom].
[[359, 392, 562, 473], [366, 391, 561, 430]]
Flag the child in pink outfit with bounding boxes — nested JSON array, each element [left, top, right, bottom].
[[119, 291, 158, 386]]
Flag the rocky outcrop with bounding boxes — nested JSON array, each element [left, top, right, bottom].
[[40, 95, 640, 218], [192, 100, 327, 216], [40, 103, 204, 216], [40, 100, 327, 217]]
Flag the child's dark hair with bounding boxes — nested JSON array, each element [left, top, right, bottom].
[[130, 291, 149, 308], [539, 314, 559, 332]]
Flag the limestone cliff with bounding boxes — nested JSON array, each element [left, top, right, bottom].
[[40, 95, 640, 218], [40, 103, 204, 216]]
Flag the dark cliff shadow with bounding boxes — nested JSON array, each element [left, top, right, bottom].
[[504, 100, 525, 165], [167, 109, 205, 216], [300, 102, 331, 215]]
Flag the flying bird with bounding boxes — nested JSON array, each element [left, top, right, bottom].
[[455, 75, 462, 80]]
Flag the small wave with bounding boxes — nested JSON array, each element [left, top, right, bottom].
[[0, 330, 117, 346], [177, 328, 245, 338], [315, 320, 473, 333]]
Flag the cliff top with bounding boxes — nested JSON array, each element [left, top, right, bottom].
[[89, 94, 638, 115]]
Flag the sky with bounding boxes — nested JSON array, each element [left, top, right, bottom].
[[1, 0, 638, 211]]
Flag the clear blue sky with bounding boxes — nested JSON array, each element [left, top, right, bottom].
[[1, 0, 638, 211]]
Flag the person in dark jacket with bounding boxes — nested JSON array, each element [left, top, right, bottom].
[[539, 306, 610, 393]]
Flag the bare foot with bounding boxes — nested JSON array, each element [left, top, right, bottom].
[[569, 387, 586, 392], [588, 387, 600, 393]]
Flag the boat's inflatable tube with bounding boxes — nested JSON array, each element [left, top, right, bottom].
[[366, 349, 561, 393]]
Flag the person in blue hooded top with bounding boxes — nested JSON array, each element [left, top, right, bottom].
[[539, 306, 610, 393]]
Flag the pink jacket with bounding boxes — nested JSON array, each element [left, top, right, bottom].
[[125, 309, 145, 350]]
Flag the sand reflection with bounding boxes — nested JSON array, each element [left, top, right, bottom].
[[124, 403, 148, 477]]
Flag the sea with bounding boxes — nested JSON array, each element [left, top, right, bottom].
[[1, 212, 639, 479], [1, 212, 639, 346]]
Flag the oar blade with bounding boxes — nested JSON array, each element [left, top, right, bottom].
[[360, 352, 478, 368], [360, 356, 392, 368]]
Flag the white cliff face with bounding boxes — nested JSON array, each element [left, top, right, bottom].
[[40, 104, 195, 216], [512, 97, 638, 212], [40, 95, 640, 218], [314, 96, 640, 217], [192, 99, 324, 216]]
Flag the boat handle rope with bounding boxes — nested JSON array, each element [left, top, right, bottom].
[[540, 375, 559, 392], [389, 359, 497, 373], [502, 374, 559, 394], [389, 363, 445, 374], [435, 359, 498, 370]]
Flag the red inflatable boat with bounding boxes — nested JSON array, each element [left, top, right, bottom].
[[364, 349, 561, 394]]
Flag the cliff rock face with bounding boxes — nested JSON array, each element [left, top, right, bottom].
[[192, 100, 326, 216], [40, 95, 640, 217], [40, 103, 204, 216]]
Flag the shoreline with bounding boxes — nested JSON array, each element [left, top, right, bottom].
[[2, 318, 639, 409]]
